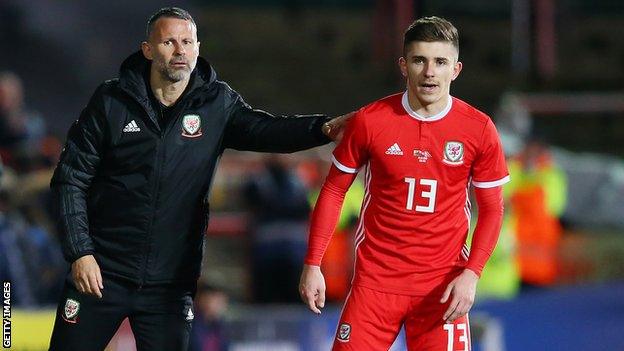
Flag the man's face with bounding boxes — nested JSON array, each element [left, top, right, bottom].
[[142, 17, 200, 83], [399, 41, 462, 107], [0, 76, 23, 113]]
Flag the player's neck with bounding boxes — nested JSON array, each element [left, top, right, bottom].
[[149, 71, 190, 107], [406, 91, 451, 118]]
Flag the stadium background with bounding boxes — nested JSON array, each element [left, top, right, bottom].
[[1, 0, 623, 350]]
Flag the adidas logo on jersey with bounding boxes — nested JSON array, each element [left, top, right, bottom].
[[385, 143, 403, 155], [123, 120, 140, 132]]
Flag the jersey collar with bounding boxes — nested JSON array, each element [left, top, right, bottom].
[[401, 92, 453, 122]]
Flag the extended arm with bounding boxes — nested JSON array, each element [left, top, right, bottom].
[[223, 87, 331, 152], [300, 165, 357, 313]]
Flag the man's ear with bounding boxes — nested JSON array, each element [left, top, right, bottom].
[[452, 61, 463, 81], [141, 41, 152, 60], [398, 57, 408, 77]]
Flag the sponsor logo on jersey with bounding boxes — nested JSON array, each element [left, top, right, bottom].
[[385, 143, 403, 155], [337, 323, 351, 342], [62, 298, 80, 323], [181, 114, 203, 138], [413, 149, 432, 163], [443, 141, 464, 165]]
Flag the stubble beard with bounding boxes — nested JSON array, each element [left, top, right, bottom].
[[153, 56, 194, 83], [159, 64, 191, 83]]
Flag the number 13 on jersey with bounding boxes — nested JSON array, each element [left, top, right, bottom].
[[404, 177, 437, 213]]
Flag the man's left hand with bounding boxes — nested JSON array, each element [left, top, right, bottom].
[[322, 111, 355, 142], [440, 269, 479, 323]]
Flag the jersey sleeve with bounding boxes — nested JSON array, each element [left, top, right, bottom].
[[471, 119, 510, 188], [304, 166, 358, 266], [466, 186, 504, 276], [331, 111, 369, 174]]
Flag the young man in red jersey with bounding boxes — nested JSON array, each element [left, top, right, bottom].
[[299, 16, 509, 350]]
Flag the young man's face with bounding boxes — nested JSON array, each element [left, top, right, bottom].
[[399, 41, 462, 107], [142, 17, 200, 83]]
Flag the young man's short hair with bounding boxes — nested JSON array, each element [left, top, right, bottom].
[[146, 7, 196, 39], [403, 16, 459, 55]]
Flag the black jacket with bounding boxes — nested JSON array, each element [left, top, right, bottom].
[[51, 51, 330, 285]]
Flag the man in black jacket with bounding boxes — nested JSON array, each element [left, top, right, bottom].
[[48, 7, 346, 351]]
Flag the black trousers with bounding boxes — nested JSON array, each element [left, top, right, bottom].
[[49, 275, 196, 351]]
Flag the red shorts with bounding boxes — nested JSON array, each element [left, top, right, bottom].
[[332, 285, 471, 351]]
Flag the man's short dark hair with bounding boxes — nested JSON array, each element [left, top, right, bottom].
[[403, 16, 459, 55], [146, 7, 196, 39]]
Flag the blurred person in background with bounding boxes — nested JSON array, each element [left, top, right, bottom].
[[189, 283, 230, 351], [0, 180, 37, 307], [0, 71, 28, 149], [299, 17, 508, 350], [0, 72, 65, 307], [0, 70, 56, 227], [0, 196, 64, 306], [0, 171, 64, 307], [244, 155, 311, 303], [505, 137, 567, 289], [48, 6, 349, 351], [0, 71, 46, 161]]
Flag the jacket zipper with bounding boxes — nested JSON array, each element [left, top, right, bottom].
[[138, 131, 165, 288], [139, 97, 195, 287]]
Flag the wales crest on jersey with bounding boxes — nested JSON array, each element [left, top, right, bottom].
[[337, 323, 351, 342], [443, 141, 464, 165], [181, 114, 203, 138], [62, 298, 80, 323]]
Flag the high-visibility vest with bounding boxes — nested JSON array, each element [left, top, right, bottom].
[[476, 213, 520, 300], [506, 154, 567, 286]]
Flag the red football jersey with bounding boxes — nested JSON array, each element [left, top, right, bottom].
[[332, 92, 509, 295]]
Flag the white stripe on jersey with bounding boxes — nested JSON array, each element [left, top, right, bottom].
[[354, 164, 371, 245], [352, 163, 371, 285], [464, 183, 472, 229], [332, 155, 359, 174], [463, 182, 472, 261], [461, 245, 469, 260], [472, 175, 510, 188]]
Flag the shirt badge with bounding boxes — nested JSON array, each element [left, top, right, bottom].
[[62, 298, 80, 324], [337, 323, 351, 342], [413, 149, 432, 163], [443, 141, 464, 165], [181, 114, 203, 138]]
